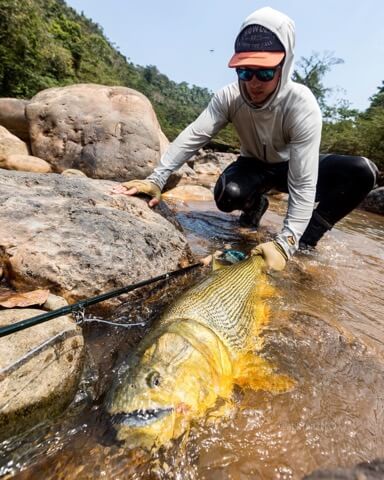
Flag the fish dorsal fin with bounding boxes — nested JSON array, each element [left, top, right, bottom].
[[212, 257, 228, 271]]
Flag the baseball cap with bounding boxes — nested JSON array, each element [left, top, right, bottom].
[[228, 24, 285, 68]]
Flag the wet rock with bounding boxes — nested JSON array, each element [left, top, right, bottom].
[[162, 185, 214, 202], [0, 125, 29, 161], [359, 187, 384, 215], [0, 98, 29, 143], [0, 308, 84, 439], [303, 458, 384, 479], [0, 154, 52, 173], [0, 170, 192, 306], [25, 84, 169, 181]]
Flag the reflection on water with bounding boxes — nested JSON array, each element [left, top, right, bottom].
[[1, 197, 384, 479]]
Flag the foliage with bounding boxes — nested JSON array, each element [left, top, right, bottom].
[[293, 53, 383, 174], [0, 0, 382, 172], [0, 0, 216, 141], [292, 51, 344, 115]]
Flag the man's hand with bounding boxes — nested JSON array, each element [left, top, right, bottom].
[[111, 179, 161, 207], [251, 241, 288, 271]]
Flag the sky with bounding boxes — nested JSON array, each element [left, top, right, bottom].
[[65, 0, 384, 111]]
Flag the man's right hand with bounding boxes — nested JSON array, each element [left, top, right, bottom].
[[111, 179, 161, 207]]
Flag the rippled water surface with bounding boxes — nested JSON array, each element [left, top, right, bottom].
[[1, 196, 384, 479]]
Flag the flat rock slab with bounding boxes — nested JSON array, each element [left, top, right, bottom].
[[162, 185, 214, 202], [0, 170, 192, 305], [0, 308, 84, 439]]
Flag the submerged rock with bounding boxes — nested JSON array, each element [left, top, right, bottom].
[[0, 170, 193, 306], [303, 458, 384, 479], [0, 308, 84, 440]]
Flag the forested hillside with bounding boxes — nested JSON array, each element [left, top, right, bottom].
[[0, 0, 383, 172], [0, 0, 237, 145]]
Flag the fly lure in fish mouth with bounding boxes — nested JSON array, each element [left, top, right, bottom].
[[111, 407, 173, 427]]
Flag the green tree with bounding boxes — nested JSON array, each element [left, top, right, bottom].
[[292, 51, 344, 116]]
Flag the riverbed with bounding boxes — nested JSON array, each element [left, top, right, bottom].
[[1, 195, 383, 480]]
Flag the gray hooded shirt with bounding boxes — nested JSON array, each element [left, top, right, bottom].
[[147, 7, 322, 258]]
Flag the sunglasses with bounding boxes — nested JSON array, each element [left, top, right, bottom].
[[236, 66, 281, 82]]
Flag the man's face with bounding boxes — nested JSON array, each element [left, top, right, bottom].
[[242, 66, 282, 105]]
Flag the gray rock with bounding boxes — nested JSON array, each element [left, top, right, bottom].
[[0, 308, 84, 439], [190, 149, 237, 173], [359, 187, 384, 215], [303, 458, 384, 479], [25, 84, 169, 181], [0, 98, 29, 143], [0, 170, 192, 307]]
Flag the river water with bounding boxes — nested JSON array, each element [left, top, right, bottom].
[[1, 194, 383, 480]]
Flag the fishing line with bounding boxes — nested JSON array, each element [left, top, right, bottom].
[[0, 262, 201, 338]]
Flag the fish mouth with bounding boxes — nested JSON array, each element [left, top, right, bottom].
[[110, 407, 173, 427]]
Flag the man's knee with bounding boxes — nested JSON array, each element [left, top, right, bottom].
[[214, 176, 246, 212], [346, 156, 378, 190]]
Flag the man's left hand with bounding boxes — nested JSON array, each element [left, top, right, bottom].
[[251, 241, 288, 271]]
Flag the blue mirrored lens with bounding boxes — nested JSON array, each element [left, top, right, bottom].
[[236, 68, 276, 82]]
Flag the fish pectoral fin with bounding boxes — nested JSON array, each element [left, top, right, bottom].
[[204, 399, 236, 426], [233, 354, 296, 393]]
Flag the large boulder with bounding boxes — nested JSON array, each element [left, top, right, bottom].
[[0, 170, 193, 306], [0, 125, 29, 161], [0, 308, 84, 439], [0, 98, 29, 143], [25, 84, 169, 181]]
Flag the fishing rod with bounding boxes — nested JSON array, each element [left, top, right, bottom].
[[0, 262, 202, 339]]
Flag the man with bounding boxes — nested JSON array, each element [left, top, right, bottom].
[[118, 7, 378, 271]]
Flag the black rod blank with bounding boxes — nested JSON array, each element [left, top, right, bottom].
[[0, 262, 201, 339]]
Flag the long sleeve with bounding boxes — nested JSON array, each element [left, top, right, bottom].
[[147, 90, 229, 189], [275, 92, 322, 258]]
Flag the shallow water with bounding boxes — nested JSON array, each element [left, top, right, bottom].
[[1, 197, 383, 480]]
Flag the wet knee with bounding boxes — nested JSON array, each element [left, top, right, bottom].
[[214, 178, 246, 212]]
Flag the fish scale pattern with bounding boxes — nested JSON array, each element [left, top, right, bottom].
[[161, 255, 267, 351]]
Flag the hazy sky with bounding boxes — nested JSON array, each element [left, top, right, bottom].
[[65, 0, 383, 110]]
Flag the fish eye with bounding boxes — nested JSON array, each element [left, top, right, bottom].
[[146, 371, 161, 388]]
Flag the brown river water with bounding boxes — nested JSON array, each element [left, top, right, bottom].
[[1, 195, 383, 480]]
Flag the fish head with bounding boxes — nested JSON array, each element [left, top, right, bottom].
[[107, 330, 219, 449]]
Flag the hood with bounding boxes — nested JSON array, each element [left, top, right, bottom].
[[235, 7, 295, 109]]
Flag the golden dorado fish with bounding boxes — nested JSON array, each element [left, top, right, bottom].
[[107, 253, 293, 449]]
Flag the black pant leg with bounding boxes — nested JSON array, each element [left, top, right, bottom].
[[315, 154, 378, 225], [214, 156, 288, 213]]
